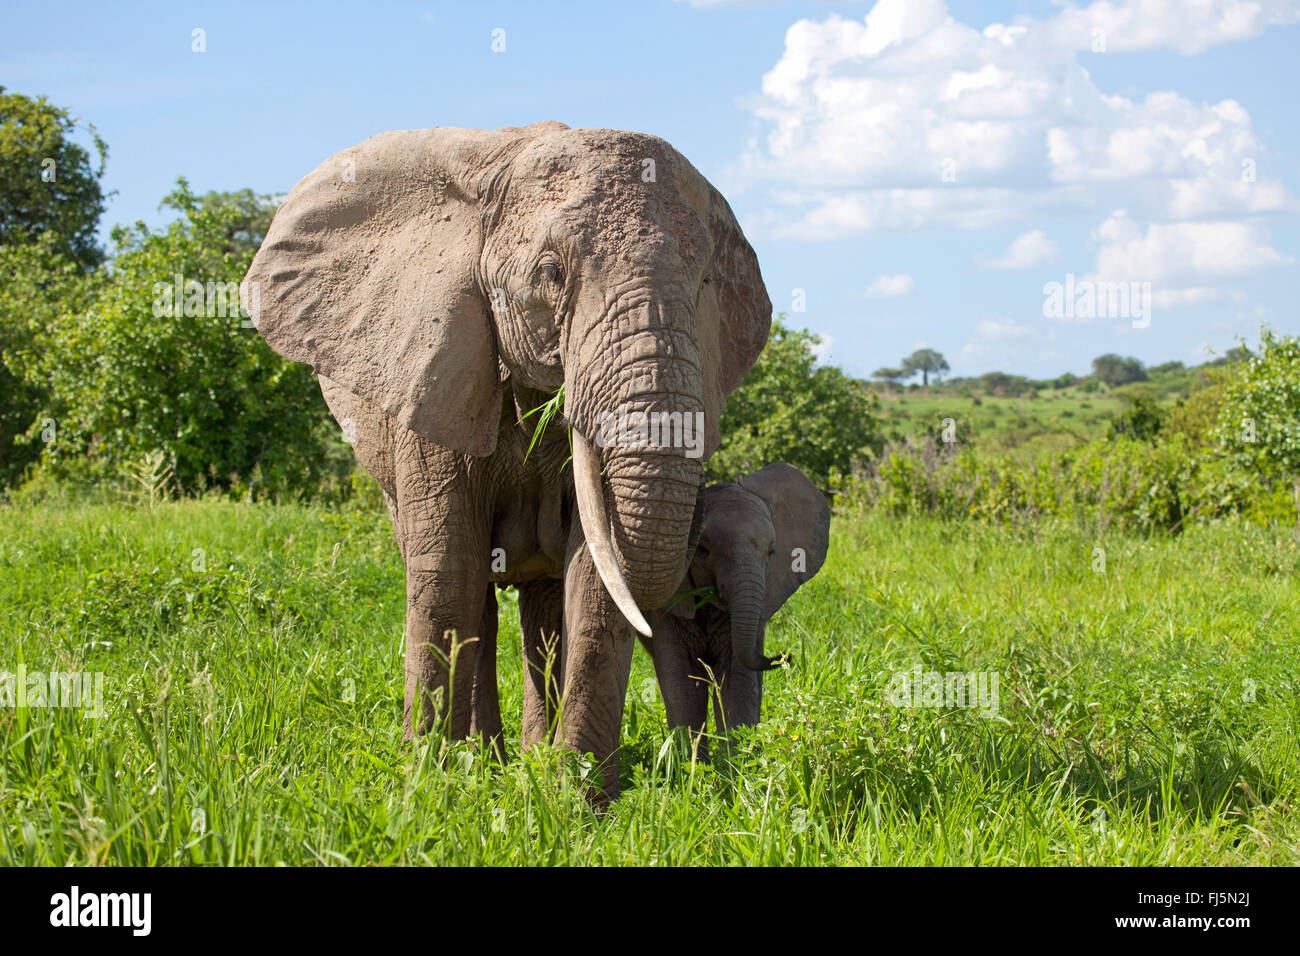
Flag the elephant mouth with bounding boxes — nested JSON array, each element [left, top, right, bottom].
[[571, 428, 654, 637]]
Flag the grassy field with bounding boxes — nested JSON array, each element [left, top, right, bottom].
[[877, 386, 1126, 458], [2, 496, 1297, 865]]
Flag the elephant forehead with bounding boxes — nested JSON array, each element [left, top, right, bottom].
[[702, 488, 772, 538], [505, 132, 713, 259]]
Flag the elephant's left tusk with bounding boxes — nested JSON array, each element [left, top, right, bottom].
[[571, 428, 653, 638]]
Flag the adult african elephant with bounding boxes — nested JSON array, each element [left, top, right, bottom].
[[241, 122, 771, 799]]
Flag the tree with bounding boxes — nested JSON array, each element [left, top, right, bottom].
[[1207, 346, 1253, 367], [901, 348, 949, 386], [872, 367, 910, 387], [16, 179, 333, 497], [0, 235, 103, 487], [1215, 329, 1300, 525], [978, 371, 1032, 397], [0, 86, 108, 269], [0, 88, 109, 488], [1091, 353, 1148, 387], [1107, 395, 1164, 442], [712, 317, 882, 486]]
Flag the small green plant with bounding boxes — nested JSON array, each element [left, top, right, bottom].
[[124, 449, 175, 505], [519, 384, 568, 466]]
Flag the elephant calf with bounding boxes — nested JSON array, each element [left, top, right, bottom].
[[640, 463, 830, 743]]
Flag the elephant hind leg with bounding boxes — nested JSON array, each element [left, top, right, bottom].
[[519, 578, 564, 751], [470, 585, 505, 761]]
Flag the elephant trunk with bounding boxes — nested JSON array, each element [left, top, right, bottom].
[[726, 572, 781, 672], [567, 292, 705, 625], [601, 445, 701, 610]]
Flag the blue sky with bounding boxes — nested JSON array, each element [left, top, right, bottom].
[[4, 0, 1298, 380]]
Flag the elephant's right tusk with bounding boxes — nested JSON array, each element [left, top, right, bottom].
[[571, 428, 653, 638]]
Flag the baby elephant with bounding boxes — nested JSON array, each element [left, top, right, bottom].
[[641, 463, 830, 741]]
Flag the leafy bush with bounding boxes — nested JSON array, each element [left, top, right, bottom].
[[14, 180, 334, 498], [711, 316, 882, 487], [1107, 396, 1164, 442], [852, 428, 1275, 536], [1215, 328, 1300, 523], [0, 235, 103, 489]]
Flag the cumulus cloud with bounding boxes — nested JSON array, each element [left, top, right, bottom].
[[977, 230, 1060, 268], [733, 0, 1297, 238], [1090, 210, 1293, 283], [1038, 209, 1293, 314], [1040, 0, 1300, 55], [865, 273, 914, 296]]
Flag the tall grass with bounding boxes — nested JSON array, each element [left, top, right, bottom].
[[1, 497, 1296, 864]]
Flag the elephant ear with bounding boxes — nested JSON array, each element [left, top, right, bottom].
[[671, 158, 771, 456], [243, 127, 543, 457], [739, 463, 830, 621]]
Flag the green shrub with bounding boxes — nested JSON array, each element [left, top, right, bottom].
[[1107, 396, 1164, 442], [1215, 328, 1300, 524], [850, 423, 1283, 535], [712, 316, 882, 486], [15, 181, 334, 498]]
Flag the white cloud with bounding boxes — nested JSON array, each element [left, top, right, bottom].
[[1041, 0, 1300, 55], [1090, 210, 1293, 284], [975, 319, 1038, 340], [977, 230, 1060, 268], [733, 0, 1297, 238], [865, 273, 914, 297]]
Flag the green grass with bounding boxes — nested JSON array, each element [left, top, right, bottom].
[[878, 386, 1125, 457], [2, 497, 1298, 864]]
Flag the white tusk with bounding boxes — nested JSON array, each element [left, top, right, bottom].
[[571, 428, 653, 638]]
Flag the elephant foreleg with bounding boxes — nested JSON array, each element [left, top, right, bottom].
[[560, 523, 636, 804], [396, 435, 490, 740], [716, 664, 762, 736], [644, 615, 708, 737]]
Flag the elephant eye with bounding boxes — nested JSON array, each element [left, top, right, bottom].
[[538, 257, 564, 288]]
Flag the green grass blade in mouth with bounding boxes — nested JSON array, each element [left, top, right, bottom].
[[519, 384, 570, 467]]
